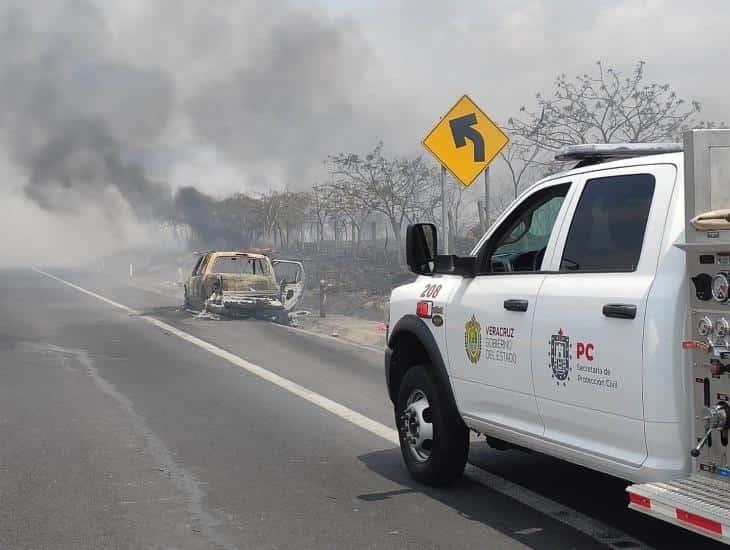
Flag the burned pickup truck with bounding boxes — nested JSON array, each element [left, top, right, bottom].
[[183, 251, 304, 323]]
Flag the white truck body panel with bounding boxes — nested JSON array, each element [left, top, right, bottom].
[[447, 272, 546, 435], [626, 130, 730, 541], [393, 154, 690, 482], [389, 130, 730, 543], [391, 155, 689, 481], [532, 164, 678, 468]]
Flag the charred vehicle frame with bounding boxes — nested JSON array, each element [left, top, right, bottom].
[[184, 251, 304, 324]]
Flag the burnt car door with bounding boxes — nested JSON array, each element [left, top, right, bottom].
[[185, 255, 204, 307], [188, 253, 211, 308], [271, 259, 305, 311]]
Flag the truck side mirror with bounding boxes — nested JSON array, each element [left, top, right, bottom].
[[406, 223, 438, 275]]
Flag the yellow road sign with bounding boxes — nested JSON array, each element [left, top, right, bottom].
[[422, 94, 509, 187]]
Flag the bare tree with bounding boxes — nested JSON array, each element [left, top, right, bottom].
[[439, 168, 474, 250], [218, 192, 267, 246], [509, 61, 701, 151], [325, 179, 372, 255], [328, 144, 439, 258], [487, 60, 721, 230], [499, 138, 546, 199], [260, 190, 309, 249], [308, 184, 334, 244]]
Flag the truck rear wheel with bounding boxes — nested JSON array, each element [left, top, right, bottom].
[[395, 365, 468, 486]]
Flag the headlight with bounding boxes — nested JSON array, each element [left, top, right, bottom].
[[716, 318, 729, 338], [698, 316, 713, 337], [712, 273, 729, 302]]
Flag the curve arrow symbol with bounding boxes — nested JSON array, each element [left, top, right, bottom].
[[449, 113, 485, 162]]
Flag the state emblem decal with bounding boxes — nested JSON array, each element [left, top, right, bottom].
[[549, 328, 572, 385], [464, 315, 482, 365]]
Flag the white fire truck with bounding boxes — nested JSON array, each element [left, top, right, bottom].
[[385, 129, 730, 543]]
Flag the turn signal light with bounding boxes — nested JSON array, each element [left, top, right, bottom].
[[416, 301, 432, 318]]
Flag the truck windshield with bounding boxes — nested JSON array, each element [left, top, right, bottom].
[[211, 256, 267, 276]]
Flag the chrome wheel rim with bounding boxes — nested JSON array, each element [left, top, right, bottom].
[[400, 389, 433, 463]]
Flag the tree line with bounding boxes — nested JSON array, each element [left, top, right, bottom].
[[169, 61, 724, 256]]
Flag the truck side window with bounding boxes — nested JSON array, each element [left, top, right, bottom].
[[560, 174, 655, 272], [480, 183, 570, 273]]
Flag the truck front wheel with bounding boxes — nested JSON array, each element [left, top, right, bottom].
[[395, 365, 468, 486]]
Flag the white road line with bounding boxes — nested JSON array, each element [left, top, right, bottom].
[[35, 268, 138, 313], [34, 267, 651, 550]]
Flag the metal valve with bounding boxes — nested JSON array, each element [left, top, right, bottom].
[[691, 402, 730, 457]]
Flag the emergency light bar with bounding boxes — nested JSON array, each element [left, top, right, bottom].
[[556, 142, 682, 167]]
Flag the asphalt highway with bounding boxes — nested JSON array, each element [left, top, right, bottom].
[[0, 268, 724, 549]]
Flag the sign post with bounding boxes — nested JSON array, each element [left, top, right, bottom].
[[440, 166, 447, 253], [484, 166, 490, 228]]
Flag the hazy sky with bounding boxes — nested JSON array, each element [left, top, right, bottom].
[[10, 0, 727, 196], [171, 0, 730, 195], [0, 0, 728, 265], [305, 0, 728, 132]]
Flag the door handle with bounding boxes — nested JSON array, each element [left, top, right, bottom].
[[504, 299, 528, 312], [602, 304, 637, 319]]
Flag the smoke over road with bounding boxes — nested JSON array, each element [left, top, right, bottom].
[[0, 0, 401, 266], [186, 8, 386, 188]]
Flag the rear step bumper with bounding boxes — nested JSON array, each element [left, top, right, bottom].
[[627, 474, 730, 543]]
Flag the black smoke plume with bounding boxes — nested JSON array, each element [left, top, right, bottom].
[[0, 1, 174, 221], [0, 0, 405, 255]]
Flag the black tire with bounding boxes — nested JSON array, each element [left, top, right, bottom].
[[395, 364, 469, 486]]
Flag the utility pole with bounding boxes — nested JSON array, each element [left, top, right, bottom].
[[441, 165, 449, 254], [483, 167, 490, 230]]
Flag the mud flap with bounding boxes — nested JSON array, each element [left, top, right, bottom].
[[272, 259, 305, 311]]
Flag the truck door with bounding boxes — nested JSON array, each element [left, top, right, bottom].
[[272, 259, 305, 311], [186, 254, 204, 307], [531, 165, 676, 466], [189, 253, 211, 307], [445, 180, 574, 436]]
